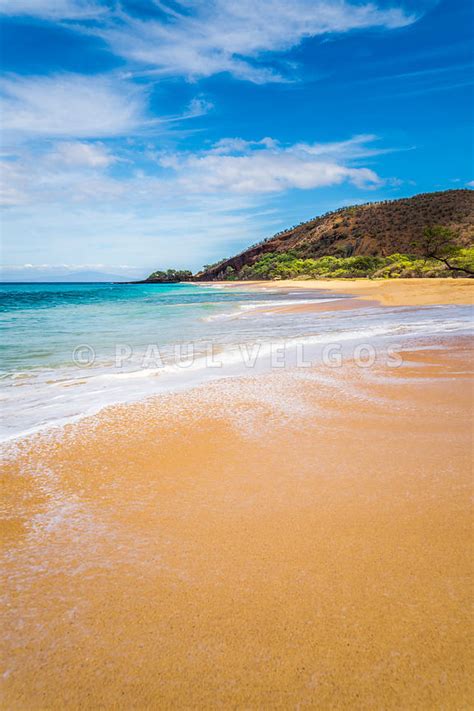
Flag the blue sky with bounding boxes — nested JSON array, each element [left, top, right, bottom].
[[0, 0, 472, 280]]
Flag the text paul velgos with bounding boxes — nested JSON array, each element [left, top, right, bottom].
[[72, 341, 404, 370]]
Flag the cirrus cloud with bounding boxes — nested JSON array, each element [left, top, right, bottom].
[[0, 73, 214, 143], [5, 0, 421, 84], [0, 74, 149, 140], [95, 0, 417, 83], [0, 0, 105, 19]]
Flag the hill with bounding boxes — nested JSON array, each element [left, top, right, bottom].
[[195, 190, 474, 280]]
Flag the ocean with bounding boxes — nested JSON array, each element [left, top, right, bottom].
[[1, 281, 472, 441]]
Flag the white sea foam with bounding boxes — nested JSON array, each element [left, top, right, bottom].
[[2, 283, 472, 442], [1, 301, 471, 443], [201, 297, 341, 321]]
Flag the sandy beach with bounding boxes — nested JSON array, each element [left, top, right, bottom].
[[1, 281, 473, 709], [3, 0, 473, 703], [206, 276, 474, 307], [212, 278, 474, 319]]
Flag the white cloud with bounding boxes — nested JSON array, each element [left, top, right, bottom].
[[0, 74, 149, 139], [0, 0, 104, 19], [0, 74, 214, 142], [1, 194, 269, 272], [184, 97, 215, 119], [210, 137, 278, 154], [95, 0, 417, 83], [159, 135, 382, 193], [0, 155, 126, 207], [1, 134, 383, 208], [0, 139, 125, 206], [1, 133, 389, 270], [467, 180, 474, 187], [0, 1, 422, 85], [292, 134, 394, 158], [0, 0, 422, 87], [49, 141, 116, 167]]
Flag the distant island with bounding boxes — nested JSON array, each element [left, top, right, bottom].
[[141, 190, 474, 282]]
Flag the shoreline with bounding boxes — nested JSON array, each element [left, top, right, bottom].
[[1, 279, 472, 444], [199, 276, 474, 306], [2, 336, 473, 708]]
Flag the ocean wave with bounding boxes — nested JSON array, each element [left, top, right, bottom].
[[1, 306, 471, 443]]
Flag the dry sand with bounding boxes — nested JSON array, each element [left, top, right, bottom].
[[210, 277, 474, 307], [1, 338, 473, 709]]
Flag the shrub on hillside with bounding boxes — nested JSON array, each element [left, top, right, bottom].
[[227, 247, 474, 280]]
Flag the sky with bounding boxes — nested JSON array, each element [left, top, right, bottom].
[[0, 0, 472, 281]]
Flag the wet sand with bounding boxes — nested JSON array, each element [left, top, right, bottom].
[[1, 338, 473, 709], [247, 297, 380, 316], [211, 277, 474, 307]]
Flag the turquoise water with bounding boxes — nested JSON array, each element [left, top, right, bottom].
[[1, 282, 472, 440], [0, 282, 299, 372]]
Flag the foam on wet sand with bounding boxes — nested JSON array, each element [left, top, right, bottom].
[[1, 337, 473, 709]]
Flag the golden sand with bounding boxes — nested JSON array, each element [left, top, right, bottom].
[[1, 339, 473, 709], [212, 277, 474, 307], [247, 297, 380, 316]]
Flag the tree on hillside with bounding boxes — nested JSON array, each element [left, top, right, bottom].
[[414, 226, 474, 276]]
